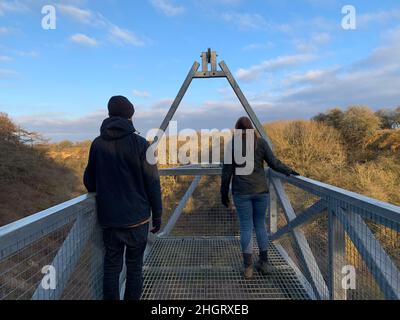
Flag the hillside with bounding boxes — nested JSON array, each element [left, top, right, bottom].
[[268, 120, 400, 205], [0, 116, 82, 226]]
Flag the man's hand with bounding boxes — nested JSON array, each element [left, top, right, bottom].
[[151, 218, 162, 234], [221, 193, 230, 208]]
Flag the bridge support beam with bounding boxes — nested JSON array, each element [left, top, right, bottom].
[[271, 177, 329, 300], [328, 200, 347, 300]]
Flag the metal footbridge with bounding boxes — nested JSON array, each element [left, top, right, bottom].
[[0, 50, 399, 300]]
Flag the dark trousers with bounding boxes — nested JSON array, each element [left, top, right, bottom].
[[102, 223, 149, 300]]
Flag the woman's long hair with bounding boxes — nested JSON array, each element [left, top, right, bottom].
[[233, 117, 258, 162], [235, 117, 258, 142]]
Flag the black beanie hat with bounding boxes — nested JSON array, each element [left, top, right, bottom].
[[108, 96, 135, 119]]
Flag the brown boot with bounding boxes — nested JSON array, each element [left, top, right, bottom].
[[255, 251, 273, 275], [243, 253, 254, 279]]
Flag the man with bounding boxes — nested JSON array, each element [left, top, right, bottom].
[[84, 96, 162, 300]]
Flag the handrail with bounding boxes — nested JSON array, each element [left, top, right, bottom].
[[159, 164, 222, 176], [0, 194, 94, 239], [0, 194, 95, 260], [269, 170, 400, 224]]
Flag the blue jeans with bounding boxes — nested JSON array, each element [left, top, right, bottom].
[[102, 223, 149, 300], [233, 193, 269, 254]]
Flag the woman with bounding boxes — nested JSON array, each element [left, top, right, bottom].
[[220, 117, 299, 279]]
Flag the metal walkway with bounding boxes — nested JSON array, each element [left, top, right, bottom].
[[142, 237, 308, 300]]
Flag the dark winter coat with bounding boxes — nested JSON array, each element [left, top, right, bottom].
[[221, 137, 294, 197], [84, 117, 162, 228]]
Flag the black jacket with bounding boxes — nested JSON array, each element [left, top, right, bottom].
[[221, 137, 293, 197], [84, 117, 162, 228]]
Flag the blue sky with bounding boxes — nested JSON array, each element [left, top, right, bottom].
[[0, 0, 400, 141]]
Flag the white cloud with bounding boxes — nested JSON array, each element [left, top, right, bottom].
[[14, 99, 240, 142], [278, 66, 400, 111], [15, 110, 107, 142], [234, 26, 400, 119], [283, 67, 340, 87], [217, 86, 232, 94], [272, 16, 336, 35], [69, 33, 99, 47], [223, 13, 334, 34], [150, 0, 185, 17], [109, 26, 146, 46], [352, 27, 400, 71], [0, 68, 18, 78], [0, 0, 28, 16], [242, 41, 274, 51], [294, 32, 331, 52], [358, 9, 400, 27], [14, 95, 314, 142], [16, 50, 39, 58], [0, 27, 12, 35], [133, 90, 151, 98], [217, 0, 242, 4], [236, 54, 316, 82], [384, 25, 400, 43], [275, 30, 400, 112], [57, 4, 100, 25], [0, 55, 13, 62], [196, 0, 242, 6], [57, 4, 148, 47], [222, 13, 267, 30]]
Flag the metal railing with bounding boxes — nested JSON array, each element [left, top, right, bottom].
[[0, 167, 399, 300], [0, 195, 103, 300], [268, 169, 400, 300]]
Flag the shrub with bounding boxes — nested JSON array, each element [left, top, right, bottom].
[[376, 108, 400, 129], [313, 108, 344, 130], [0, 113, 19, 143], [266, 120, 347, 183], [339, 106, 381, 147]]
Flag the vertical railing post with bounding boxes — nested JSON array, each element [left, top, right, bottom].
[[328, 199, 347, 300], [268, 170, 278, 234]]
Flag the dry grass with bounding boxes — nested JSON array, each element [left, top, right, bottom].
[[366, 129, 400, 153], [266, 120, 399, 206], [341, 156, 400, 205], [0, 140, 81, 226], [266, 120, 347, 185]]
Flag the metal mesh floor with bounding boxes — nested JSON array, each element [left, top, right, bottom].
[[142, 237, 310, 300]]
